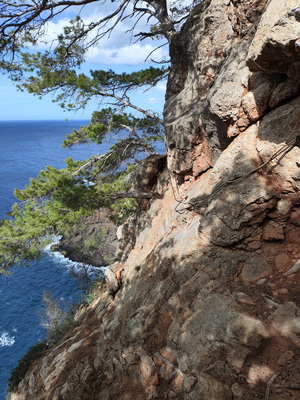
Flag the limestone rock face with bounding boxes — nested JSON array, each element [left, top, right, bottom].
[[165, 0, 269, 178], [10, 1, 300, 400], [247, 0, 300, 78]]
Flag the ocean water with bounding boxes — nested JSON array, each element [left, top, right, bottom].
[[0, 120, 105, 399]]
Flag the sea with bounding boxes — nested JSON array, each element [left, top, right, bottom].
[[0, 120, 106, 399]]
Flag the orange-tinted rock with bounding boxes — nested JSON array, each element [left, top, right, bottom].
[[275, 253, 292, 270], [10, 1, 300, 400], [263, 220, 284, 241]]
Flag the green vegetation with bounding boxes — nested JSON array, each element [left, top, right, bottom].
[[7, 277, 106, 394], [0, 0, 194, 273], [7, 292, 72, 393], [0, 1, 195, 72], [82, 277, 106, 306], [0, 109, 162, 271], [7, 340, 50, 393], [39, 291, 74, 345]]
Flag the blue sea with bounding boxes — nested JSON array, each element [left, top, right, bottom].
[[0, 120, 105, 399]]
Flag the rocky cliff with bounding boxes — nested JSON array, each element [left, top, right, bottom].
[[10, 1, 300, 399], [55, 208, 118, 268]]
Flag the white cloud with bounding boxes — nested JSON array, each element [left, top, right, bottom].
[[37, 10, 168, 66], [145, 97, 164, 104], [86, 43, 168, 65], [37, 17, 70, 48], [156, 81, 167, 93]]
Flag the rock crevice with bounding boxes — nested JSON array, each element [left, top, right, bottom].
[[10, 1, 300, 399]]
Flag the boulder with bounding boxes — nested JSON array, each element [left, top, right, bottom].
[[247, 0, 300, 79]]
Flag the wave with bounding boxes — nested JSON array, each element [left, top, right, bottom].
[[43, 237, 106, 277], [0, 331, 15, 347]]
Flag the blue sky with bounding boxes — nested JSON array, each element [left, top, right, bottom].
[[0, 4, 168, 121], [0, 66, 166, 121]]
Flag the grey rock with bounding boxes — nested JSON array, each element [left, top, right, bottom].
[[56, 207, 117, 267], [104, 266, 119, 295], [10, 2, 300, 400], [247, 0, 300, 77]]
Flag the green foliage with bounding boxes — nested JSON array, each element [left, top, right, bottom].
[[110, 198, 138, 225], [0, 150, 142, 271], [0, 162, 104, 270], [82, 276, 106, 306], [0, 3, 167, 275], [63, 108, 163, 149], [7, 340, 49, 393], [7, 290, 76, 394], [40, 291, 73, 345], [0, 0, 196, 72], [84, 292, 95, 305], [0, 204, 53, 269], [17, 51, 168, 112], [90, 67, 167, 91], [0, 91, 164, 273], [3, 14, 86, 81]]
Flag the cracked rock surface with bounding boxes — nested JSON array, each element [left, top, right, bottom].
[[10, 1, 300, 399]]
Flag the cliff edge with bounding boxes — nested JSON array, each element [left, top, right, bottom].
[[10, 1, 300, 399]]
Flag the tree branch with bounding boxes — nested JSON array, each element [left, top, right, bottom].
[[120, 124, 158, 155], [110, 191, 155, 200], [99, 88, 163, 123]]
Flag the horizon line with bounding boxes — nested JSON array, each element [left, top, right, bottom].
[[0, 118, 91, 122]]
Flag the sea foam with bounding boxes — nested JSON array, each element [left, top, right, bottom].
[[44, 237, 106, 277], [0, 332, 15, 347]]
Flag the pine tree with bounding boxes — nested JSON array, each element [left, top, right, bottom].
[[0, 1, 198, 272]]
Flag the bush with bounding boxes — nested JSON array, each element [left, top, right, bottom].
[[7, 292, 74, 394], [39, 291, 75, 345], [7, 340, 49, 393], [7, 280, 106, 394]]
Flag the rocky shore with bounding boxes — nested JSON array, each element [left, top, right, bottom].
[[55, 208, 118, 268]]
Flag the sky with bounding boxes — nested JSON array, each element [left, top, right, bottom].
[[0, 2, 170, 121]]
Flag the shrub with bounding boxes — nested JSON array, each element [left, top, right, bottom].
[[40, 291, 72, 345], [7, 340, 49, 393], [7, 292, 74, 394], [7, 280, 106, 394]]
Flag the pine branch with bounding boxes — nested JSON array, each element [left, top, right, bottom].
[[110, 191, 154, 200]]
